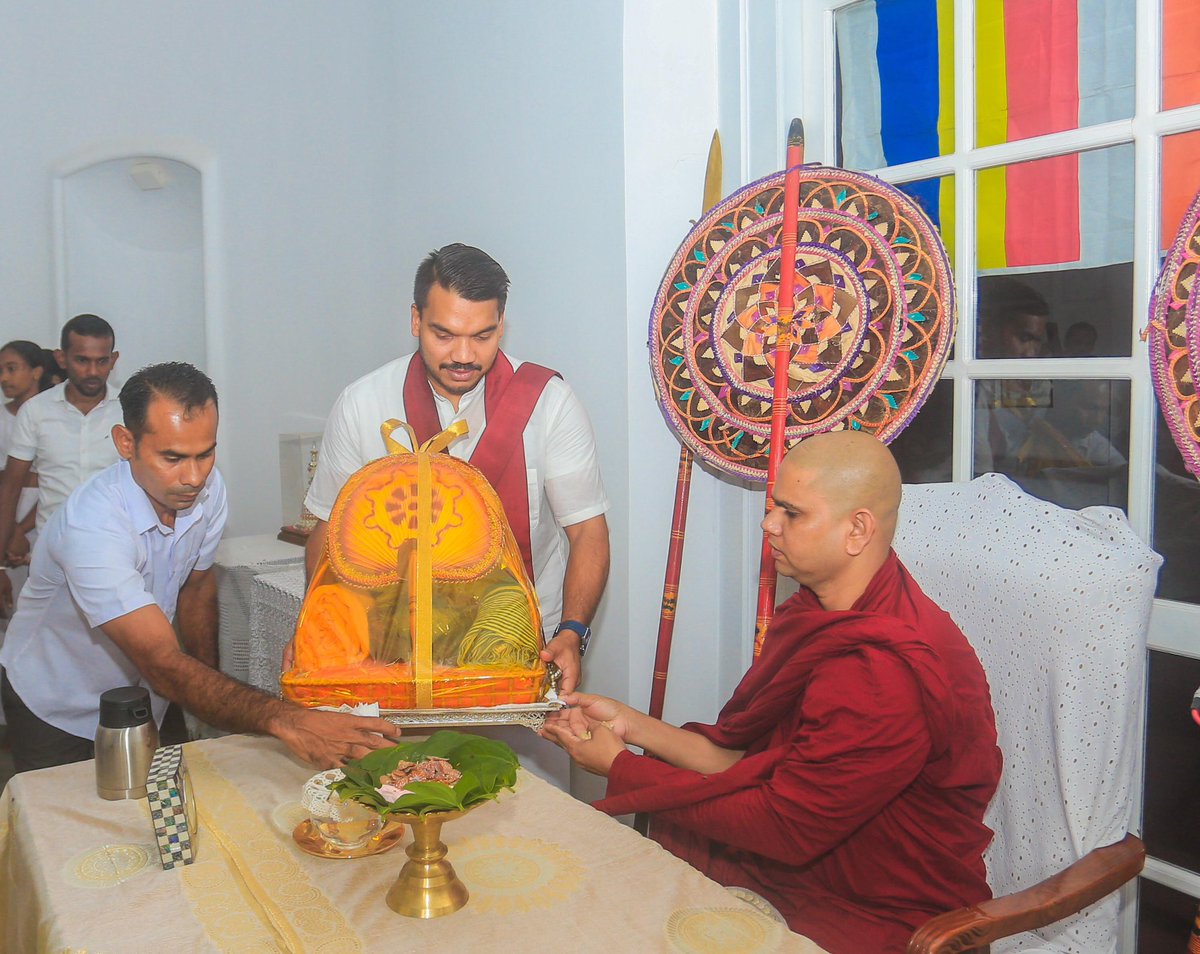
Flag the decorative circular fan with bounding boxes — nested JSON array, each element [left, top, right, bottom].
[[327, 454, 505, 588], [649, 165, 955, 481], [1149, 187, 1200, 478]]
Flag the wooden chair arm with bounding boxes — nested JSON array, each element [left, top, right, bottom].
[[906, 832, 1145, 954]]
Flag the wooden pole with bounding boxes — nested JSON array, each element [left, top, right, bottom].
[[753, 118, 805, 657], [647, 130, 723, 721]]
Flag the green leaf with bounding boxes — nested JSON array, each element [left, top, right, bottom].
[[329, 731, 519, 818]]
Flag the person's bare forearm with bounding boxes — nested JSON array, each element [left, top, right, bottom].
[[175, 570, 218, 668], [560, 514, 609, 625], [0, 462, 27, 562], [625, 709, 744, 775], [151, 649, 292, 734]]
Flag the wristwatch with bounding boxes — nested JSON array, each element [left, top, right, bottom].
[[554, 620, 592, 658]]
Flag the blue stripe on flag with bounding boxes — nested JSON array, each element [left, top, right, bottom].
[[876, 0, 940, 165]]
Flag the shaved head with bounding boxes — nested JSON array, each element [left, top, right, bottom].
[[782, 430, 901, 543], [763, 431, 902, 609]]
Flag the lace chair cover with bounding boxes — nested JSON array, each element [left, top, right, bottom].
[[893, 474, 1161, 954]]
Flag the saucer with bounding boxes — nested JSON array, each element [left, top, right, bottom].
[[292, 817, 406, 859]]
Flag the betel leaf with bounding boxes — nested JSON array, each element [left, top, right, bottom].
[[330, 731, 519, 817]]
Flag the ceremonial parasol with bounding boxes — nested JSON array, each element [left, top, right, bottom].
[[647, 121, 955, 702], [1148, 185, 1200, 479]]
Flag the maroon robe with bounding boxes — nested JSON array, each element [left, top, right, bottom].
[[599, 551, 1002, 953]]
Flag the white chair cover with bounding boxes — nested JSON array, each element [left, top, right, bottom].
[[894, 474, 1161, 954]]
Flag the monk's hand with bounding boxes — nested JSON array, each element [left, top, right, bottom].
[[541, 715, 624, 777], [540, 632, 582, 693], [557, 692, 634, 742], [273, 708, 401, 769]]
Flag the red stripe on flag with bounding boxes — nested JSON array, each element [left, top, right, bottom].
[[1163, 0, 1200, 111], [1006, 153, 1080, 267], [1003, 0, 1079, 140]]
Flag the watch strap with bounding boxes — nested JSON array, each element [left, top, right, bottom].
[[555, 619, 592, 657]]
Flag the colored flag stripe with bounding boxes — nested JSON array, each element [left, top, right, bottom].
[[1006, 153, 1080, 266], [1163, 0, 1200, 110], [877, 0, 942, 165], [1162, 131, 1200, 252], [1004, 0, 1079, 141]]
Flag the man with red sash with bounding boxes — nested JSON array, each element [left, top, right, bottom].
[[304, 244, 610, 694], [542, 431, 1001, 954]]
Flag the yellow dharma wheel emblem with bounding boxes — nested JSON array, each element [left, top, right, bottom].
[[328, 449, 504, 588]]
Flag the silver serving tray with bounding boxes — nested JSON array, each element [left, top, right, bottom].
[[382, 700, 566, 732]]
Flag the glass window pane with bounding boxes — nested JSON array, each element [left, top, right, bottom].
[[891, 378, 954, 484], [835, 0, 953, 169], [1153, 405, 1200, 604], [897, 175, 956, 269], [973, 377, 1129, 510], [1163, 0, 1200, 110], [976, 145, 1134, 359], [975, 0, 1134, 148], [1161, 130, 1200, 253]]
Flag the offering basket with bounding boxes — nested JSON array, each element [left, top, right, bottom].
[[282, 421, 564, 729]]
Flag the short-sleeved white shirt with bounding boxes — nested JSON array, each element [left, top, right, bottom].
[[6, 382, 124, 530], [0, 407, 37, 523], [0, 460, 227, 739], [305, 353, 608, 632]]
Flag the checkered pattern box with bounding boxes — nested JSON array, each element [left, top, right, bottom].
[[146, 744, 197, 869]]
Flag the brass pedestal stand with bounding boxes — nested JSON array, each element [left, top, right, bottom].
[[386, 809, 470, 918]]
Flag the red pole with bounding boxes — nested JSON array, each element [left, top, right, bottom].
[[647, 131, 722, 721], [753, 118, 805, 657]]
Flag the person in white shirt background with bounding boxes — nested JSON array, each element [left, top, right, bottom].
[[0, 340, 52, 627], [0, 315, 124, 617]]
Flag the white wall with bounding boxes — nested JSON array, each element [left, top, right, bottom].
[[0, 0, 405, 531], [0, 0, 767, 792]]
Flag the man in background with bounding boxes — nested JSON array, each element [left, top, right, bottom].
[[0, 315, 123, 613]]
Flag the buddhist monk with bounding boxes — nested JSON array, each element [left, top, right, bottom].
[[541, 431, 1002, 954]]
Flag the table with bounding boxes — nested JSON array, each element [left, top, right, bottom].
[[0, 734, 819, 952], [247, 563, 307, 695], [212, 534, 304, 686]]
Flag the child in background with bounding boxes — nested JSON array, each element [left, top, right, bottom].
[[0, 340, 50, 627]]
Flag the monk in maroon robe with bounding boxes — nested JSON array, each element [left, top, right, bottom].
[[541, 431, 1002, 954]]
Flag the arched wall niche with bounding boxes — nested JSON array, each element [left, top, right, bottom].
[[50, 139, 224, 389]]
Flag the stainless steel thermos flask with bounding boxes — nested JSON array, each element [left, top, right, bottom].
[[95, 686, 159, 800]]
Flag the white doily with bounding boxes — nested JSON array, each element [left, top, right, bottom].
[[895, 474, 1160, 954]]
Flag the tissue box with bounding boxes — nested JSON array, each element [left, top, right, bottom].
[[146, 744, 198, 869]]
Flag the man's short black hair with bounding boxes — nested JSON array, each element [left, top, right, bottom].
[[119, 362, 218, 440], [413, 244, 510, 314], [60, 314, 115, 352]]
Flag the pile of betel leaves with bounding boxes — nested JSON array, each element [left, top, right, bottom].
[[330, 730, 519, 817]]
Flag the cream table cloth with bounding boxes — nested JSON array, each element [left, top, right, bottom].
[[0, 734, 823, 953]]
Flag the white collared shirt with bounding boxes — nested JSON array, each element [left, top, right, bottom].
[[6, 381, 124, 530], [305, 353, 609, 633], [0, 460, 227, 739]]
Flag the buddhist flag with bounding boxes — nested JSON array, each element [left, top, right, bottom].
[[838, 0, 1136, 272]]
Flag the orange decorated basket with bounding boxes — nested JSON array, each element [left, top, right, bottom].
[[281, 420, 547, 710]]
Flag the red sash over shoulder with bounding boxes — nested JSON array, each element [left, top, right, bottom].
[[402, 351, 559, 581]]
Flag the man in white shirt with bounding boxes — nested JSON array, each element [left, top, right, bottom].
[[0, 315, 124, 615], [304, 244, 610, 694], [0, 362, 398, 772]]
